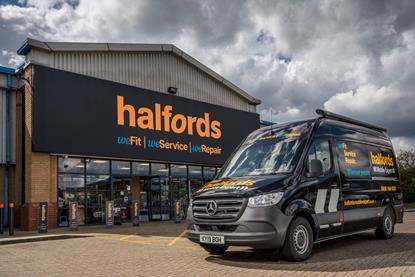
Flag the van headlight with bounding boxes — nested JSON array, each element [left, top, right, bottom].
[[248, 192, 284, 208]]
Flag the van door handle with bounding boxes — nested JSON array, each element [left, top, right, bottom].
[[330, 184, 338, 188], [342, 183, 350, 188]]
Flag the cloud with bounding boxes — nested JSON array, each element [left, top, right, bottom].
[[0, 0, 415, 152], [0, 49, 24, 67]]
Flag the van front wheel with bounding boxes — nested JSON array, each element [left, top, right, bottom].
[[375, 207, 395, 239], [282, 217, 313, 261]]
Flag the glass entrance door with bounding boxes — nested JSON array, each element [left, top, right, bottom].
[[149, 176, 171, 220], [170, 177, 188, 218], [113, 177, 132, 223]]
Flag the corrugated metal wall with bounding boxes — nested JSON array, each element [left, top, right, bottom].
[[0, 87, 17, 164], [40, 51, 256, 113]]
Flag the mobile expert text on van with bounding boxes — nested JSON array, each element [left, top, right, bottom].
[[186, 109, 404, 261]]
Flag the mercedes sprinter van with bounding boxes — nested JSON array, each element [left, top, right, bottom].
[[187, 109, 404, 261]]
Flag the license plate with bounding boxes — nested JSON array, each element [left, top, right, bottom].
[[199, 235, 225, 245]]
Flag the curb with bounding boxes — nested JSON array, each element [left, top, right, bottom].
[[0, 234, 91, 246], [405, 209, 415, 213]]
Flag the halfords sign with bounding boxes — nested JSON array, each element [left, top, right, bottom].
[[32, 65, 259, 165]]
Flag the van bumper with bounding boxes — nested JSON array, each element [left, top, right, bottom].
[[186, 205, 292, 249]]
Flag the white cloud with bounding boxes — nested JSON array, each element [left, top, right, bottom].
[[391, 136, 415, 153], [1, 49, 24, 67]]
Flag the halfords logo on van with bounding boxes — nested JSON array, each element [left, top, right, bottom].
[[117, 96, 222, 139]]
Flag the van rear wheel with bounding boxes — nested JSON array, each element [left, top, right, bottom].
[[375, 207, 395, 239], [201, 244, 229, 255], [282, 216, 313, 261]]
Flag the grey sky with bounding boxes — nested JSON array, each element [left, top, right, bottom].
[[1, 0, 414, 151]]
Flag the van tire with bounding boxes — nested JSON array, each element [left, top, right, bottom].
[[375, 207, 395, 239], [201, 244, 229, 255], [282, 216, 313, 261]]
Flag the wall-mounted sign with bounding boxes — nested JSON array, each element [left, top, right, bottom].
[[132, 200, 140, 226], [32, 65, 260, 165], [106, 201, 114, 227], [69, 201, 78, 231], [38, 202, 48, 233]]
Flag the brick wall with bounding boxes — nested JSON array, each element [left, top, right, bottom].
[[19, 65, 58, 231]]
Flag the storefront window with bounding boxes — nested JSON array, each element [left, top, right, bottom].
[[132, 162, 150, 176], [150, 163, 170, 220], [203, 167, 217, 180], [86, 159, 109, 174], [170, 164, 188, 218], [112, 161, 132, 223], [57, 157, 218, 225], [111, 161, 131, 176], [131, 162, 150, 221], [189, 166, 203, 200], [170, 164, 187, 178], [58, 157, 84, 174], [86, 159, 110, 224], [189, 166, 202, 178], [57, 157, 85, 227], [151, 163, 170, 176]]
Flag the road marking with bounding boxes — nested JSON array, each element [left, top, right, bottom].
[[94, 234, 198, 251], [168, 230, 187, 246], [119, 235, 134, 241]]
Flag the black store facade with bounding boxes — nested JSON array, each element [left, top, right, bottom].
[[32, 64, 260, 227]]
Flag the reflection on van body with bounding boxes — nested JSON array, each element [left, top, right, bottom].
[[187, 109, 404, 261]]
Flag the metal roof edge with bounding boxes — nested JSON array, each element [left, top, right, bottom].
[[0, 66, 15, 75], [170, 45, 261, 105], [17, 38, 262, 105]]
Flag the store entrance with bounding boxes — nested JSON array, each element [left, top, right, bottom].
[[170, 177, 188, 218], [113, 176, 132, 224], [149, 176, 171, 221]]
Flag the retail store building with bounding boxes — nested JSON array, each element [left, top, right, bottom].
[[1, 38, 261, 230]]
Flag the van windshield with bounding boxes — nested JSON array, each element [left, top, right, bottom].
[[219, 123, 311, 178]]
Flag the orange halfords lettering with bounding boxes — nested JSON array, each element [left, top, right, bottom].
[[117, 96, 222, 139]]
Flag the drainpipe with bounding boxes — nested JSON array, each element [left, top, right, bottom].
[[4, 73, 12, 226]]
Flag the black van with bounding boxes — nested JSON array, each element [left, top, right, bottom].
[[186, 109, 404, 261]]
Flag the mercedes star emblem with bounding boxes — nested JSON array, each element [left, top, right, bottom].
[[206, 200, 218, 216]]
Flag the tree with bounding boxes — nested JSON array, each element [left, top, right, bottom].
[[397, 150, 415, 170], [397, 150, 415, 203]]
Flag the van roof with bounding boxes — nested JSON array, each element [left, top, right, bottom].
[[315, 109, 386, 132], [260, 110, 389, 141]]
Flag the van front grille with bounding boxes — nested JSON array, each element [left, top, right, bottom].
[[192, 198, 246, 222]]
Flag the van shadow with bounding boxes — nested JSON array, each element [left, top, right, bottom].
[[205, 232, 415, 272]]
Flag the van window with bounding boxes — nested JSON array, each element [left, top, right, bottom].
[[367, 146, 397, 178], [219, 123, 311, 178], [307, 140, 332, 174], [337, 141, 371, 178]]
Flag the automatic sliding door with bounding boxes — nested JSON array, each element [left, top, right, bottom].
[[150, 176, 171, 220], [150, 177, 162, 220]]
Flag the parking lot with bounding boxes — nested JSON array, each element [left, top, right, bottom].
[[0, 212, 414, 276]]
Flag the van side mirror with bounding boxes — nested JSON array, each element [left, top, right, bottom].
[[307, 159, 323, 178]]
